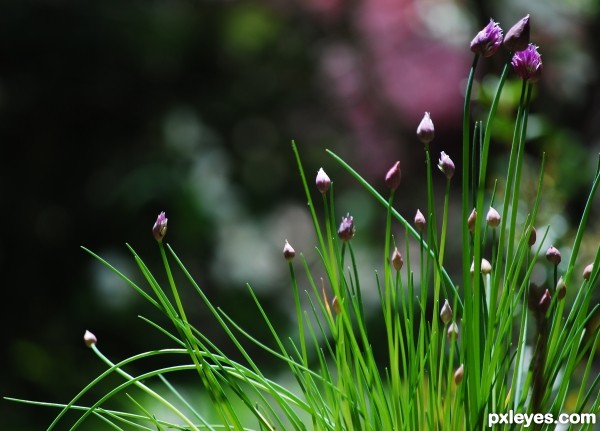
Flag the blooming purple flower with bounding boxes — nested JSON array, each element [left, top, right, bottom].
[[152, 211, 168, 242], [470, 19, 503, 58], [337, 213, 355, 242], [511, 44, 542, 82]]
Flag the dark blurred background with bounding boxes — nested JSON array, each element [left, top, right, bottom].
[[2, 0, 600, 428]]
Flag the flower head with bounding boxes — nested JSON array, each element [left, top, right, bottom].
[[84, 330, 97, 348], [152, 211, 168, 242], [486, 207, 501, 228], [546, 245, 561, 266], [504, 15, 530, 52], [385, 161, 402, 191], [538, 288, 552, 314], [470, 19, 503, 57], [440, 299, 453, 325], [583, 263, 593, 280], [467, 208, 477, 232], [556, 277, 566, 300], [283, 240, 296, 261], [511, 44, 542, 82], [316, 168, 331, 194], [438, 152, 455, 180], [528, 227, 537, 247], [416, 112, 435, 145], [448, 322, 459, 340], [454, 364, 464, 385], [337, 213, 355, 242], [414, 209, 426, 232], [391, 247, 404, 271]]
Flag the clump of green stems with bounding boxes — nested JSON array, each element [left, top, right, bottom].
[[7, 15, 600, 431]]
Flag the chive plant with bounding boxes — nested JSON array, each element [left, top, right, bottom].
[[7, 14, 600, 431]]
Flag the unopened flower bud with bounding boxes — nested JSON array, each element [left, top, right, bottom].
[[440, 299, 453, 325], [414, 209, 426, 232], [337, 213, 355, 242], [438, 152, 455, 180], [152, 211, 168, 242], [528, 227, 537, 247], [447, 322, 459, 340], [538, 288, 551, 314], [316, 168, 331, 194], [470, 19, 503, 58], [283, 240, 296, 261], [332, 296, 341, 315], [416, 112, 435, 145], [546, 245, 561, 266], [486, 207, 501, 228], [84, 330, 97, 348], [468, 209, 477, 232], [391, 247, 404, 271], [504, 15, 530, 52], [511, 44, 542, 83], [385, 161, 402, 191], [470, 258, 492, 275], [481, 258, 492, 275], [583, 263, 593, 280], [556, 277, 566, 300], [454, 364, 464, 385]]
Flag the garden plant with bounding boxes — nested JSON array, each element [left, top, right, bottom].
[[7, 14, 600, 430]]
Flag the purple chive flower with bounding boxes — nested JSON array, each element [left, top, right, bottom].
[[438, 151, 455, 180], [416, 112, 435, 145], [385, 161, 402, 191], [511, 44, 542, 82], [152, 211, 168, 242], [316, 168, 331, 194], [504, 15, 530, 52], [337, 213, 355, 242], [470, 19, 503, 58]]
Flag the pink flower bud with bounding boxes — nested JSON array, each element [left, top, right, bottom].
[[385, 161, 402, 191], [504, 15, 530, 52], [416, 112, 435, 145], [583, 263, 593, 280], [440, 299, 452, 325], [316, 168, 331, 194], [152, 211, 168, 242], [438, 151, 455, 180], [414, 209, 426, 232], [486, 207, 501, 228], [283, 240, 296, 261], [454, 364, 464, 385], [391, 247, 404, 271], [546, 245, 561, 266], [84, 330, 97, 348], [467, 209, 477, 232], [337, 213, 355, 242]]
